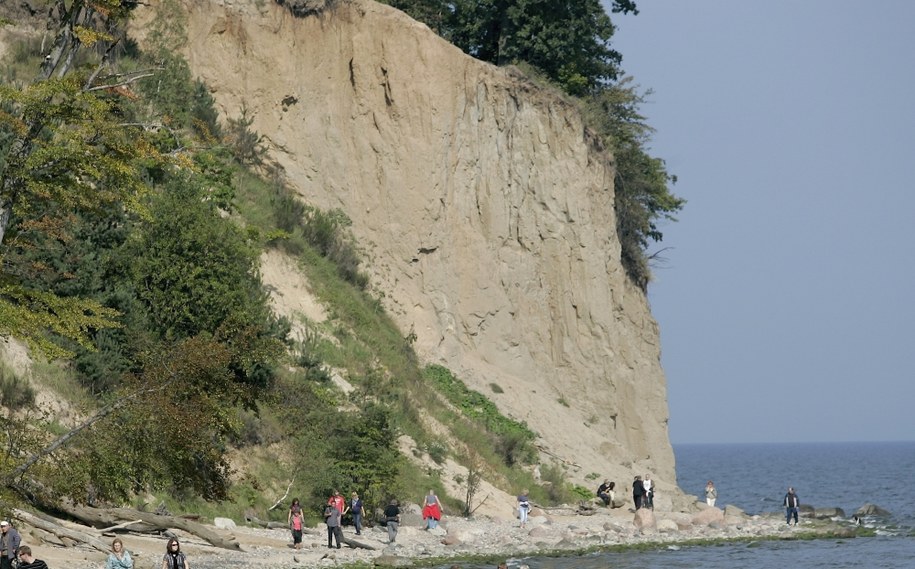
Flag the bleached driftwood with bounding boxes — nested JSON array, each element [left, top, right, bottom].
[[57, 504, 241, 551], [13, 509, 110, 553]]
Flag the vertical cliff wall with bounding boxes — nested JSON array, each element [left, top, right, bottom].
[[141, 0, 677, 494]]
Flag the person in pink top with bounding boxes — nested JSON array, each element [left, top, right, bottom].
[[327, 489, 345, 513]]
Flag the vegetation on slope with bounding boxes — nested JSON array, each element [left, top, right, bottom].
[[0, 0, 591, 523]]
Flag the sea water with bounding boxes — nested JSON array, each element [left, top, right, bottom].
[[445, 441, 915, 568]]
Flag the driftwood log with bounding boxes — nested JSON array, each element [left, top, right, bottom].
[[244, 514, 290, 531], [13, 509, 110, 554], [57, 504, 241, 551], [341, 536, 377, 550]]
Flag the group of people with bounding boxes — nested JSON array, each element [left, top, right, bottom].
[[631, 474, 655, 510], [2, 520, 47, 569], [291, 488, 443, 549], [1, 520, 191, 569], [702, 481, 801, 527]]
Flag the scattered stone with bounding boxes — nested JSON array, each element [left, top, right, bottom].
[[374, 554, 415, 567]]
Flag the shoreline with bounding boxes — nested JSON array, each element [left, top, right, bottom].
[[23, 502, 866, 569]]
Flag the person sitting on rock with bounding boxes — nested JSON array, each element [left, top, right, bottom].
[[597, 480, 615, 506]]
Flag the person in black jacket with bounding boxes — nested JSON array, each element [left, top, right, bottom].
[[383, 499, 401, 544], [16, 546, 49, 569], [632, 476, 646, 510], [597, 480, 615, 506], [784, 487, 800, 526]]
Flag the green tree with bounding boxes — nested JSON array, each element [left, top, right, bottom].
[[581, 79, 685, 288], [445, 0, 637, 96], [0, 0, 168, 356]]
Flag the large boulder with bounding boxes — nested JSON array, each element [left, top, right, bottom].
[[691, 507, 724, 526], [855, 504, 891, 517], [813, 507, 846, 519], [213, 517, 236, 529], [633, 508, 656, 532]]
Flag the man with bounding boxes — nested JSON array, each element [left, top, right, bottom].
[[0, 521, 21, 569], [383, 499, 400, 544], [784, 487, 800, 526], [596, 479, 614, 506], [16, 545, 48, 569], [632, 475, 645, 510], [324, 503, 342, 549], [327, 490, 345, 514]]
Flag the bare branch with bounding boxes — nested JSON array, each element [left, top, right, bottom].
[[84, 71, 158, 93], [6, 373, 178, 483], [268, 475, 296, 511]]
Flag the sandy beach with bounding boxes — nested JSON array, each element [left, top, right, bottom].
[[15, 500, 856, 569]]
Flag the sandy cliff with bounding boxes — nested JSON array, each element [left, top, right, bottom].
[[134, 0, 678, 502]]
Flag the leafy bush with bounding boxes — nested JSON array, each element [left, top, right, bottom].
[[0, 365, 35, 409], [423, 364, 537, 466]]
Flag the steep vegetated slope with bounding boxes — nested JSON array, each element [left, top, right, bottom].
[[137, 0, 678, 502]]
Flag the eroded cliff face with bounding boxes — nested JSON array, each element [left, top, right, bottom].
[[137, 0, 677, 497]]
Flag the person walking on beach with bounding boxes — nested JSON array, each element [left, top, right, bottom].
[[346, 491, 364, 535], [328, 489, 345, 514], [325, 502, 343, 549], [517, 489, 531, 528], [289, 504, 305, 549], [288, 498, 304, 549], [705, 481, 717, 507], [1, 520, 21, 569], [383, 499, 401, 544], [632, 475, 646, 510], [422, 489, 443, 530], [784, 487, 800, 526]]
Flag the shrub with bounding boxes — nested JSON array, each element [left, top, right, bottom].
[[0, 365, 36, 408]]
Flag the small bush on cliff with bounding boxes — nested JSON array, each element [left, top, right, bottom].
[[423, 364, 537, 466]]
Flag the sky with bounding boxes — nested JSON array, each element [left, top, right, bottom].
[[604, 0, 915, 444]]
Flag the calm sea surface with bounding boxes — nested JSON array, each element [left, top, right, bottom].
[[444, 441, 915, 569]]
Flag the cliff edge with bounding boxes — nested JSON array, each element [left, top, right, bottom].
[[137, 0, 678, 502]]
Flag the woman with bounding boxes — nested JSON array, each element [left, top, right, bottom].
[[347, 491, 364, 535], [289, 503, 305, 549], [106, 538, 133, 569], [161, 538, 188, 569], [421, 489, 443, 530], [517, 489, 531, 528], [705, 480, 718, 507]]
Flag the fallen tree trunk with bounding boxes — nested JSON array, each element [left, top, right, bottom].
[[342, 536, 377, 550], [58, 504, 241, 551], [244, 514, 290, 530], [13, 509, 110, 554]]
